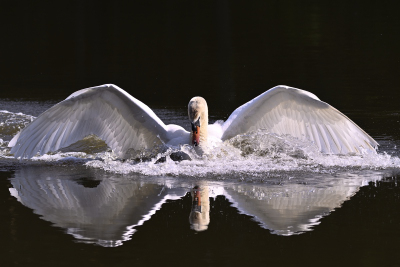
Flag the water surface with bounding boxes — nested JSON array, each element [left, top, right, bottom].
[[1, 101, 400, 266]]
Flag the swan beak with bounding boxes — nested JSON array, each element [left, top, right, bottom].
[[191, 118, 201, 146], [192, 126, 200, 146]]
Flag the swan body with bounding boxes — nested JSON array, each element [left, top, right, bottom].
[[9, 84, 378, 159]]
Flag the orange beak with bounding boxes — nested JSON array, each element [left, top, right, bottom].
[[192, 126, 200, 146]]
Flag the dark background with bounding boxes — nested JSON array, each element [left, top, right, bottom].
[[2, 1, 400, 112]]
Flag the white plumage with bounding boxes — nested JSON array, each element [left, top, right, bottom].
[[220, 86, 377, 154], [9, 84, 378, 159]]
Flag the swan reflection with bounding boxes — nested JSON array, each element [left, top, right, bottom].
[[9, 166, 384, 246], [189, 184, 210, 231]]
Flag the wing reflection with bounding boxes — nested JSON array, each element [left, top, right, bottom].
[[188, 173, 383, 235], [9, 165, 385, 246], [9, 166, 188, 247], [223, 173, 383, 235]]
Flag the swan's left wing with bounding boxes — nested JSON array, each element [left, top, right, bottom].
[[9, 84, 179, 158], [221, 85, 378, 154]]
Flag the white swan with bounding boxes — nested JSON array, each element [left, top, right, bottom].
[[8, 84, 378, 159]]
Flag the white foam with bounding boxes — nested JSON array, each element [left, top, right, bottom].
[[1, 110, 400, 178], [83, 132, 400, 177]]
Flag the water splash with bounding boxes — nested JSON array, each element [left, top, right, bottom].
[[84, 131, 400, 177], [0, 110, 35, 141], [1, 110, 400, 178]]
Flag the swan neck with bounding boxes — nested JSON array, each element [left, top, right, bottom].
[[188, 96, 209, 147]]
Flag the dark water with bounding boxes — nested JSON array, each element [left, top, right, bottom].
[[1, 166, 400, 267], [2, 1, 400, 266]]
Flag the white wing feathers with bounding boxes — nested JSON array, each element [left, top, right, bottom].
[[9, 84, 178, 159], [9, 84, 377, 158], [221, 85, 378, 154]]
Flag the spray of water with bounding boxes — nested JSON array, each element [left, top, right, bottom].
[[1, 110, 399, 178]]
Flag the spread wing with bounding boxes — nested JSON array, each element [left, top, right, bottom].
[[9, 84, 175, 158], [221, 85, 378, 154]]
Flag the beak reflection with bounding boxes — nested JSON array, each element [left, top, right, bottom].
[[189, 184, 210, 231]]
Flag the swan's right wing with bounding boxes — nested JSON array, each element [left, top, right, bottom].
[[9, 84, 173, 158], [221, 85, 378, 154]]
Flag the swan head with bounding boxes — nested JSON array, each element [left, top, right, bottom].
[[188, 97, 208, 147]]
